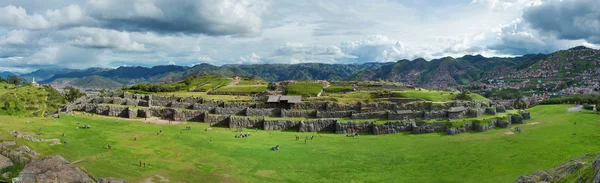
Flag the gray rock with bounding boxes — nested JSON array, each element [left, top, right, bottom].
[[16, 155, 94, 183], [0, 154, 14, 170]]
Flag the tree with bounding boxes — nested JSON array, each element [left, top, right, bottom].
[[100, 88, 108, 94], [0, 76, 6, 83], [64, 86, 86, 102], [7, 76, 21, 85]]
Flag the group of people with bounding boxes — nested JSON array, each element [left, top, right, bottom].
[[186, 126, 192, 131], [296, 135, 315, 143], [272, 145, 280, 151], [235, 132, 251, 138], [346, 132, 360, 137], [514, 127, 522, 133], [139, 161, 147, 168]]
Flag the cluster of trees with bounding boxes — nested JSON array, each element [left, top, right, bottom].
[[454, 91, 473, 101], [126, 83, 183, 92], [541, 94, 600, 106], [0, 75, 22, 85]]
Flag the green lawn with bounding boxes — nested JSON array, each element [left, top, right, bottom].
[[213, 85, 267, 94], [285, 83, 323, 97], [394, 89, 488, 102], [1, 105, 599, 182]]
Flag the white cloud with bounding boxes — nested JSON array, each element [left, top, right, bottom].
[[0, 4, 87, 29], [239, 52, 261, 64], [197, 56, 212, 62], [66, 27, 147, 51]]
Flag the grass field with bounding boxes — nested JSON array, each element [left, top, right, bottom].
[[285, 83, 323, 97], [1, 105, 599, 182], [322, 90, 488, 103], [394, 89, 488, 102], [213, 85, 267, 94]]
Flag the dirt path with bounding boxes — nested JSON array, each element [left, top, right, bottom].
[[227, 76, 241, 86], [142, 174, 170, 183], [527, 122, 541, 126], [568, 105, 583, 112]]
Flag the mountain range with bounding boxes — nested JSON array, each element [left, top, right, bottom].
[[9, 46, 600, 89]]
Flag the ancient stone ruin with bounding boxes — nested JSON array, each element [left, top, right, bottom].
[[63, 92, 531, 136]]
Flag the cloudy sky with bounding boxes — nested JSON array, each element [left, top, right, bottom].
[[0, 0, 598, 73]]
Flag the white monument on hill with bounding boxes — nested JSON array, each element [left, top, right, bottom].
[[31, 78, 39, 87]]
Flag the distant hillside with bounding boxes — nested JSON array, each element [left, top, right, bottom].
[[16, 46, 600, 89], [49, 76, 123, 89], [0, 71, 17, 78], [19, 68, 77, 82]]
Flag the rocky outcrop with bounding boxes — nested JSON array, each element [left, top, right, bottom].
[[485, 107, 497, 115], [515, 154, 599, 183], [0, 154, 13, 170], [15, 155, 94, 183]]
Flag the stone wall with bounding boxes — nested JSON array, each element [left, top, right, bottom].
[[247, 108, 280, 117], [127, 107, 138, 119], [215, 107, 246, 115], [171, 102, 194, 109], [149, 107, 174, 119], [173, 109, 204, 122], [350, 111, 388, 119], [324, 103, 360, 111], [229, 116, 263, 128], [298, 119, 337, 132], [473, 120, 496, 132], [108, 106, 128, 118], [95, 105, 109, 115], [137, 108, 151, 118], [292, 102, 326, 110], [281, 110, 317, 118], [448, 111, 466, 119], [263, 120, 301, 130], [192, 103, 219, 111], [422, 110, 447, 120], [446, 123, 474, 135], [206, 115, 230, 126], [335, 122, 373, 134], [317, 111, 353, 118], [511, 114, 524, 124], [388, 111, 417, 120], [496, 116, 512, 128], [373, 122, 414, 135], [412, 122, 447, 134], [485, 107, 497, 115], [521, 112, 531, 120], [496, 105, 506, 113]]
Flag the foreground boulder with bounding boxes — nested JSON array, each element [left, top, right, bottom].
[[14, 155, 94, 183], [0, 154, 14, 170], [515, 154, 600, 183]]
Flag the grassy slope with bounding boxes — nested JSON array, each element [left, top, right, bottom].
[[213, 85, 267, 94], [286, 83, 323, 97], [161, 92, 251, 101], [0, 105, 598, 182]]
